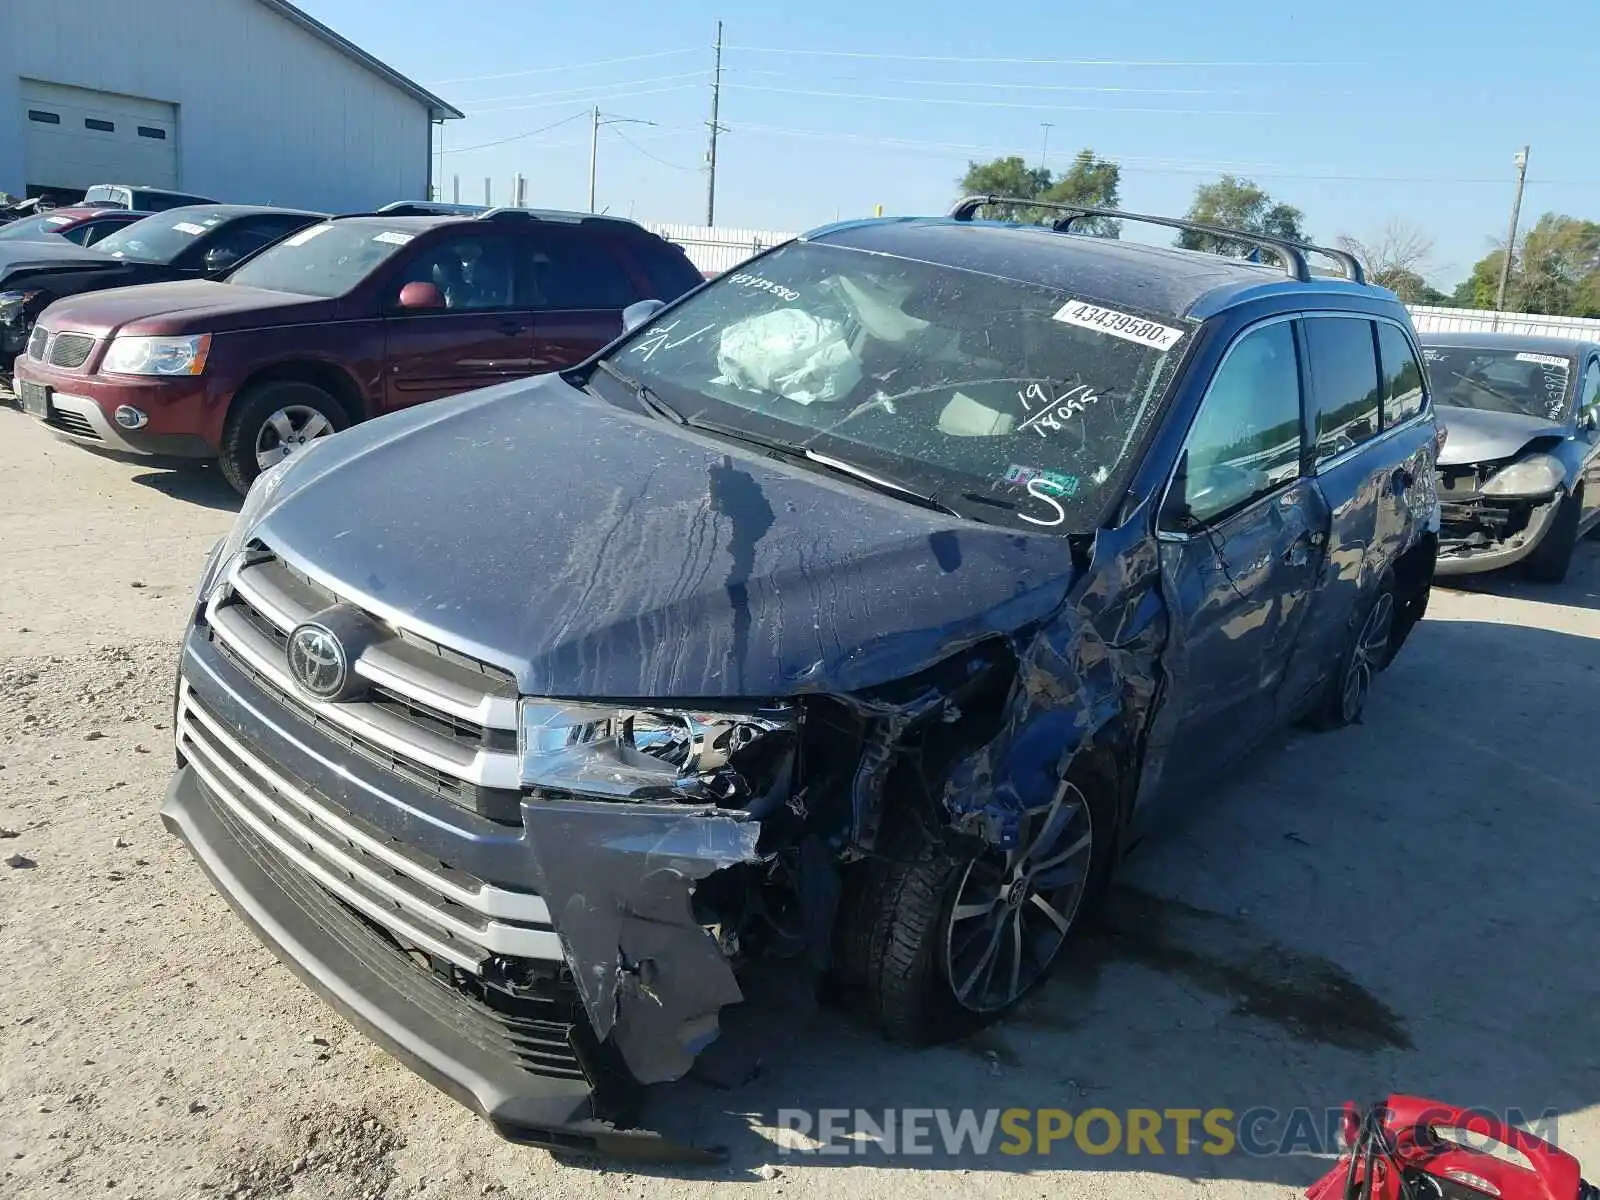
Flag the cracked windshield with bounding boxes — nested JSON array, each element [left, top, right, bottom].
[[610, 241, 1188, 531]]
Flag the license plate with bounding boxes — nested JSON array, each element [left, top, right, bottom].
[[18, 380, 51, 419]]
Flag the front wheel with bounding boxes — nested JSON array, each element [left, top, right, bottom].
[[1524, 487, 1580, 584], [831, 761, 1118, 1044], [219, 381, 348, 496]]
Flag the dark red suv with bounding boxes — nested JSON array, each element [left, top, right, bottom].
[[12, 208, 704, 493]]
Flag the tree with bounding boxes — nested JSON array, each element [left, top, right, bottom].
[[957, 148, 1120, 234], [1040, 150, 1122, 237], [1336, 220, 1438, 302], [1452, 214, 1600, 316], [1177, 175, 1308, 258]]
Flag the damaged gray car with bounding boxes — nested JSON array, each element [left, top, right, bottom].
[[1423, 332, 1600, 582], [162, 200, 1440, 1159]]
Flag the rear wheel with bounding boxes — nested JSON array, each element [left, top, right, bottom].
[[219, 381, 348, 496], [1308, 575, 1395, 731], [1524, 487, 1580, 584], [831, 759, 1118, 1044]]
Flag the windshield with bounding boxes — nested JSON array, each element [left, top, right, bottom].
[[228, 221, 414, 296], [95, 210, 224, 263], [0, 213, 76, 241], [599, 240, 1189, 532], [1424, 346, 1574, 421]]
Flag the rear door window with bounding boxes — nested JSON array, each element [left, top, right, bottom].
[[528, 232, 638, 309], [1303, 316, 1382, 465], [1376, 322, 1427, 427]]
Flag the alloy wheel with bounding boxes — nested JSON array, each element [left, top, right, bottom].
[[1339, 592, 1394, 724], [942, 779, 1095, 1013], [255, 404, 336, 471]]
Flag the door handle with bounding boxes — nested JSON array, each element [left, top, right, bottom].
[[1280, 529, 1325, 566]]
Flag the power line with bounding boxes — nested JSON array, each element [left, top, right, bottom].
[[459, 71, 711, 110], [732, 68, 1246, 96], [441, 109, 591, 154], [723, 82, 1279, 117], [609, 123, 701, 172], [428, 48, 699, 87], [722, 45, 1358, 67], [467, 82, 707, 116]]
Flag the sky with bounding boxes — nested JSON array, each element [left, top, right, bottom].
[[299, 0, 1600, 292]]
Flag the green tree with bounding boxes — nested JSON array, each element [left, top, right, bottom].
[[1040, 150, 1122, 237], [957, 148, 1120, 233], [1177, 175, 1308, 258], [1454, 215, 1600, 316]]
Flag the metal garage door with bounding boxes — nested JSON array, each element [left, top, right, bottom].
[[20, 80, 178, 198]]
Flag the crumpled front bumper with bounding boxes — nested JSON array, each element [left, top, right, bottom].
[[1434, 492, 1560, 576], [162, 765, 727, 1163]]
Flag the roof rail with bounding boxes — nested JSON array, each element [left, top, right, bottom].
[[376, 200, 487, 216], [947, 195, 1366, 286], [474, 206, 640, 228]]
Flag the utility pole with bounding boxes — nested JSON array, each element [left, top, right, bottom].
[[704, 20, 724, 227], [588, 106, 600, 213], [452, 175, 460, 204], [1039, 122, 1053, 171], [484, 177, 491, 206], [1493, 145, 1530, 327]]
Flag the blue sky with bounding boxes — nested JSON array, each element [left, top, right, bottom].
[[301, 0, 1599, 291]]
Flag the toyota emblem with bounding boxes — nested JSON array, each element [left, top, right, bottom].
[[287, 621, 351, 700]]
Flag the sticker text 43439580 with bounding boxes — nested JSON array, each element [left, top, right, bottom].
[[1052, 300, 1186, 352]]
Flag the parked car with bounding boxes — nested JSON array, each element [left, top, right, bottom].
[[1422, 331, 1600, 582], [0, 205, 150, 247], [160, 200, 1440, 1155], [82, 184, 218, 212], [14, 207, 704, 492], [1, 204, 324, 377]]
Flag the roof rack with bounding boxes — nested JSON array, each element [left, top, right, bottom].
[[375, 200, 487, 216], [947, 195, 1366, 286], [474, 207, 639, 228]]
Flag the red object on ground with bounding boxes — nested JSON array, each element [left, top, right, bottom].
[[1308, 1096, 1593, 1200]]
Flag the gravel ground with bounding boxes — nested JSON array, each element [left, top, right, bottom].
[[3, 399, 1600, 1200]]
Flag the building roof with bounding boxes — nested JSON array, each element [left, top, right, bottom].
[[255, 0, 463, 121], [1418, 330, 1599, 357], [805, 217, 1385, 322]]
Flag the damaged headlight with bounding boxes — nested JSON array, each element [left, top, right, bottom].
[[1481, 453, 1564, 498], [517, 699, 798, 804]]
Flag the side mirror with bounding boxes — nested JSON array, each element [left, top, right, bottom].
[[203, 246, 240, 275], [398, 281, 445, 311], [622, 298, 666, 333], [1581, 408, 1599, 433]]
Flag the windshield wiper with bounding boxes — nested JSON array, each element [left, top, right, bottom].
[[590, 358, 686, 425]]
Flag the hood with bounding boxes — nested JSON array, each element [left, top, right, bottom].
[[1436, 405, 1570, 467], [250, 377, 1081, 698], [39, 280, 337, 338], [0, 237, 118, 282]]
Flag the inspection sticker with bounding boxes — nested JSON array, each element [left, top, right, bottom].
[[172, 221, 207, 236], [1052, 299, 1186, 352], [1516, 352, 1569, 370], [372, 231, 414, 246]]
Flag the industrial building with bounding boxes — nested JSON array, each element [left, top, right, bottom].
[[0, 0, 461, 212]]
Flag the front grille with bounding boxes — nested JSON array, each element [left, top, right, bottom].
[[48, 408, 101, 440], [26, 324, 47, 359], [176, 682, 562, 972], [202, 548, 525, 823], [186, 747, 589, 1082], [46, 331, 95, 369]]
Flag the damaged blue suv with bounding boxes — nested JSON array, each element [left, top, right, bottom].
[[163, 199, 1440, 1158]]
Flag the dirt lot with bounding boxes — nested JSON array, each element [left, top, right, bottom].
[[3, 399, 1600, 1200]]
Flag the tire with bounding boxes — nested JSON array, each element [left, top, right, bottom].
[[1524, 487, 1580, 584], [219, 380, 349, 496], [1307, 574, 1396, 731], [830, 757, 1120, 1045]]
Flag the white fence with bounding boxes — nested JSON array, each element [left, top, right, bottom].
[[642, 222, 797, 276], [1404, 304, 1600, 339], [644, 224, 1600, 337]]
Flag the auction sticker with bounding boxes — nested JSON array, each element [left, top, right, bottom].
[[1052, 300, 1186, 351], [172, 221, 207, 236], [283, 225, 330, 247], [372, 231, 414, 246], [1516, 352, 1569, 370]]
